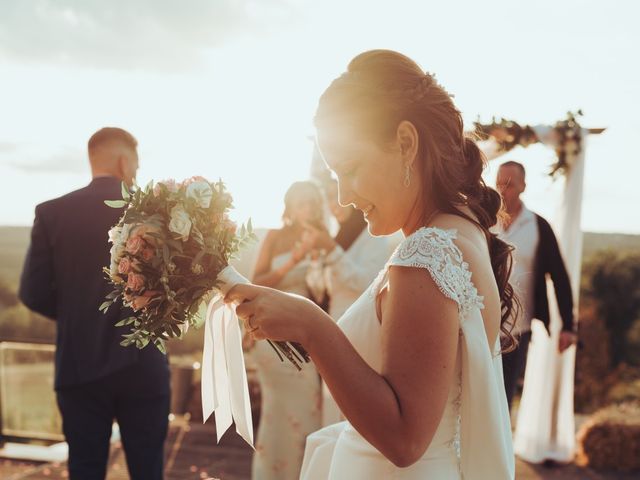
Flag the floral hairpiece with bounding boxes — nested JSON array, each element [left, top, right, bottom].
[[406, 73, 454, 102]]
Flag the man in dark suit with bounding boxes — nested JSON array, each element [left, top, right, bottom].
[[19, 127, 170, 479], [495, 161, 578, 410]]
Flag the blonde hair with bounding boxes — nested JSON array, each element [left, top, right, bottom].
[[282, 181, 325, 227]]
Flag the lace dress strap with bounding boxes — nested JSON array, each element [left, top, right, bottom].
[[385, 227, 484, 319]]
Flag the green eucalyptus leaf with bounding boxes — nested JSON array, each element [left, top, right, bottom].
[[105, 200, 127, 208], [99, 301, 112, 312], [154, 339, 167, 355], [121, 182, 130, 200], [171, 324, 182, 337]]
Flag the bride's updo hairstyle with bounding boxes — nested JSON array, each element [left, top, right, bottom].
[[315, 50, 517, 350]]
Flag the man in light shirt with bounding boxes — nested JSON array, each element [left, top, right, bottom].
[[495, 161, 578, 410]]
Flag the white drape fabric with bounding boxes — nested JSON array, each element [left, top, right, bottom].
[[512, 128, 587, 462]]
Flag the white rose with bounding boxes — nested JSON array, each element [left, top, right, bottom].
[[108, 223, 132, 245], [109, 243, 126, 276], [169, 205, 192, 241], [120, 223, 132, 242], [186, 181, 213, 209], [108, 226, 121, 244]]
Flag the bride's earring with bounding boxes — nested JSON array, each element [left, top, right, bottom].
[[404, 165, 411, 188]]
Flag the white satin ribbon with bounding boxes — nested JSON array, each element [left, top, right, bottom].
[[201, 265, 254, 447]]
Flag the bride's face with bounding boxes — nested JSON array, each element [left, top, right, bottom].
[[317, 128, 417, 236]]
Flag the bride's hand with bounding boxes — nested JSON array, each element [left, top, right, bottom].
[[225, 283, 324, 345]]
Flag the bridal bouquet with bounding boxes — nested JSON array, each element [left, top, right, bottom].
[[102, 177, 309, 370]]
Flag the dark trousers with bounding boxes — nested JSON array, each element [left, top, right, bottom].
[[502, 330, 532, 411], [56, 363, 170, 480]]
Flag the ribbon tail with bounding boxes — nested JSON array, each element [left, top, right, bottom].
[[213, 303, 233, 443], [201, 297, 219, 423], [225, 307, 255, 447], [200, 265, 254, 447]]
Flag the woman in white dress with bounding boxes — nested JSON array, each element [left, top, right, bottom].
[[230, 50, 517, 479], [247, 181, 325, 480]]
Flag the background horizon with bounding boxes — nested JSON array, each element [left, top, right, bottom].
[[1, 0, 639, 234]]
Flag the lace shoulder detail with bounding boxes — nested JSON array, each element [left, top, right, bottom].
[[384, 227, 484, 318]]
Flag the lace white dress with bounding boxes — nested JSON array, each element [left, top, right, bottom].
[[300, 227, 515, 479]]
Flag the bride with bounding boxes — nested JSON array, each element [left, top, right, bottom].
[[228, 50, 517, 479]]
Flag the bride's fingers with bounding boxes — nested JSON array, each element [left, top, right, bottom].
[[225, 283, 260, 304], [251, 329, 267, 341], [235, 300, 256, 322]]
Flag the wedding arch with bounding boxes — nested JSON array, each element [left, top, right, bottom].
[[475, 112, 605, 463]]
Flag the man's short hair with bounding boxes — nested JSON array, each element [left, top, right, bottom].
[[88, 127, 137, 154], [500, 160, 526, 180]]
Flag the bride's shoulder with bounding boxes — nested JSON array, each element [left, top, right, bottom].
[[387, 224, 485, 314], [396, 214, 483, 255], [389, 215, 489, 282], [431, 212, 488, 255]]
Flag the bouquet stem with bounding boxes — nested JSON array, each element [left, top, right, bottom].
[[267, 340, 310, 371]]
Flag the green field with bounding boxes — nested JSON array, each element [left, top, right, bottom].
[[2, 226, 638, 289], [0, 227, 31, 288], [0, 226, 267, 350]]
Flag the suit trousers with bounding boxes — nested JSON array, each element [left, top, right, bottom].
[[502, 330, 532, 411], [56, 362, 170, 480]]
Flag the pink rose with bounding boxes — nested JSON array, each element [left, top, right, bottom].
[[163, 179, 179, 191], [131, 223, 162, 246], [126, 273, 145, 292], [181, 175, 207, 187], [125, 236, 145, 255], [131, 290, 161, 311], [118, 257, 132, 274], [131, 295, 150, 311], [141, 247, 155, 262], [153, 179, 179, 197]]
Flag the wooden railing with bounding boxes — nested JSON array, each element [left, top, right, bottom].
[[0, 341, 64, 442]]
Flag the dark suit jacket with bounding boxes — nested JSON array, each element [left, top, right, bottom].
[[19, 176, 169, 391], [533, 214, 576, 334]]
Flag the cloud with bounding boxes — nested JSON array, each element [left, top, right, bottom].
[[0, 143, 19, 153], [0, 144, 87, 174], [0, 0, 301, 71]]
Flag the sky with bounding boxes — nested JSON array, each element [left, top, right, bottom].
[[0, 0, 639, 233]]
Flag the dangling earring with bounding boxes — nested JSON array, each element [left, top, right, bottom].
[[404, 165, 411, 188]]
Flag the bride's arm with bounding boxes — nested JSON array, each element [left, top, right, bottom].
[[312, 266, 458, 467], [230, 265, 459, 467]]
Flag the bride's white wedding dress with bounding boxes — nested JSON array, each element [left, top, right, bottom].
[[300, 227, 515, 479]]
